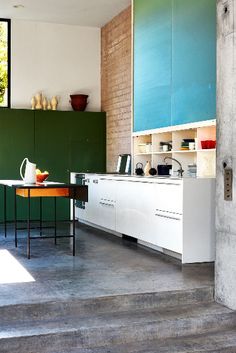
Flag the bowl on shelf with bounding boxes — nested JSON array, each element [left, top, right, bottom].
[[70, 94, 88, 111], [201, 140, 216, 149]]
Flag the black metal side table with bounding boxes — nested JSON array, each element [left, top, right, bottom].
[[0, 180, 88, 259]]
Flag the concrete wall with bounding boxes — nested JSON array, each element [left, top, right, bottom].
[[11, 20, 101, 111], [101, 7, 132, 172], [216, 0, 236, 309]]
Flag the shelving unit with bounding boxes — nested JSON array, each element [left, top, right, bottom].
[[133, 120, 216, 177]]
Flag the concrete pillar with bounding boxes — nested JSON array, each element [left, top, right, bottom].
[[216, 0, 236, 309]]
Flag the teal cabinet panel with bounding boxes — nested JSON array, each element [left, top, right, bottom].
[[0, 109, 38, 222], [133, 0, 216, 132], [134, 0, 172, 131], [171, 0, 216, 125]]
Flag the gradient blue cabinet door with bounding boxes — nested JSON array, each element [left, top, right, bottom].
[[171, 0, 216, 125], [133, 0, 172, 132]]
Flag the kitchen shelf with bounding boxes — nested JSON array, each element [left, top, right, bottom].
[[197, 148, 216, 152], [133, 120, 216, 177], [135, 152, 152, 156], [152, 151, 173, 155]]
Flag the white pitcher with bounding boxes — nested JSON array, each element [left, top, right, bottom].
[[20, 158, 36, 184]]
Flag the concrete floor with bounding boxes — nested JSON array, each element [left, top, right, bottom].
[[0, 222, 214, 306]]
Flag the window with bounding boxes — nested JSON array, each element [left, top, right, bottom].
[[0, 19, 10, 108]]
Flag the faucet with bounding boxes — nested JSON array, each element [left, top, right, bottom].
[[163, 157, 184, 178]]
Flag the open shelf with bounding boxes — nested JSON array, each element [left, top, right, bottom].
[[132, 120, 216, 177]]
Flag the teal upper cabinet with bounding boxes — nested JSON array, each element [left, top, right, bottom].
[[134, 0, 172, 131], [172, 0, 216, 125], [133, 0, 216, 132]]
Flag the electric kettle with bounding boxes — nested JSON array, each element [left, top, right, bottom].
[[20, 158, 36, 184]]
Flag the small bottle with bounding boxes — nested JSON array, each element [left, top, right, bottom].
[[144, 161, 151, 176]]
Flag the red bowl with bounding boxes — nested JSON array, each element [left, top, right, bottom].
[[36, 173, 49, 183], [201, 140, 216, 149]]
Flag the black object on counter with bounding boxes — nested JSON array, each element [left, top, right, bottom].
[[135, 163, 144, 175], [157, 164, 172, 176], [149, 168, 157, 176]]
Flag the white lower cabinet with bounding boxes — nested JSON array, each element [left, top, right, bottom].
[[151, 211, 182, 254], [96, 178, 116, 231], [116, 180, 153, 241], [85, 176, 100, 225], [73, 173, 215, 263], [116, 180, 183, 253]]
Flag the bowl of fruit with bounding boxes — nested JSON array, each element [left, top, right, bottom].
[[36, 169, 49, 183]]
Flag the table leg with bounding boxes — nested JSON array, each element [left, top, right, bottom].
[[4, 185, 6, 238], [72, 188, 76, 256], [14, 189, 17, 247], [54, 197, 57, 245], [27, 189, 31, 259], [40, 197, 42, 236]]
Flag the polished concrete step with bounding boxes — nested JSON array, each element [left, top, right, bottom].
[[0, 300, 235, 352], [0, 286, 213, 325], [53, 329, 236, 353], [0, 286, 213, 324]]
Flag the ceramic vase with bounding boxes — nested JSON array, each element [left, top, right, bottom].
[[42, 97, 47, 111], [31, 96, 36, 110], [35, 93, 42, 110], [51, 96, 58, 111], [144, 161, 151, 176], [47, 101, 52, 110]]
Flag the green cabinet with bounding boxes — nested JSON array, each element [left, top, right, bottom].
[[34, 111, 106, 220], [0, 109, 106, 222]]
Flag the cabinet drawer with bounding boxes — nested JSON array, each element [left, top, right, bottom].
[[153, 182, 183, 214], [151, 211, 183, 254]]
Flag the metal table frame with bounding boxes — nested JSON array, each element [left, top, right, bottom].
[[1, 181, 88, 259]]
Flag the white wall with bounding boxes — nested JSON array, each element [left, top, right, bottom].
[[11, 20, 101, 111]]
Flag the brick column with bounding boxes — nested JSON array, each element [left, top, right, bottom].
[[101, 6, 132, 172]]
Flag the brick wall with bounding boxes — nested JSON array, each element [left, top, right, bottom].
[[101, 6, 132, 172]]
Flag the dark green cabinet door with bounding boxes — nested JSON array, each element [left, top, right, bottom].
[[0, 109, 106, 222], [0, 109, 37, 221], [68, 112, 106, 173], [34, 111, 106, 220]]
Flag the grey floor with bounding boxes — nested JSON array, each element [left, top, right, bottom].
[[0, 222, 214, 306]]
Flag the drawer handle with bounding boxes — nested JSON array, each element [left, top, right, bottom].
[[99, 202, 114, 207], [156, 209, 182, 216], [155, 213, 181, 221]]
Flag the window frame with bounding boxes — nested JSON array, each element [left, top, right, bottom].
[[0, 18, 11, 108]]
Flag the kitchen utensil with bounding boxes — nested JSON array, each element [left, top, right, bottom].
[[116, 154, 131, 174], [20, 158, 36, 184], [149, 168, 157, 176], [135, 162, 144, 175], [157, 164, 172, 176]]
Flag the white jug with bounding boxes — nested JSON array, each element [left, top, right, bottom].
[[20, 158, 36, 184]]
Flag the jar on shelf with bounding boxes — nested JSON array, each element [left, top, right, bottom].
[[145, 143, 152, 153]]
